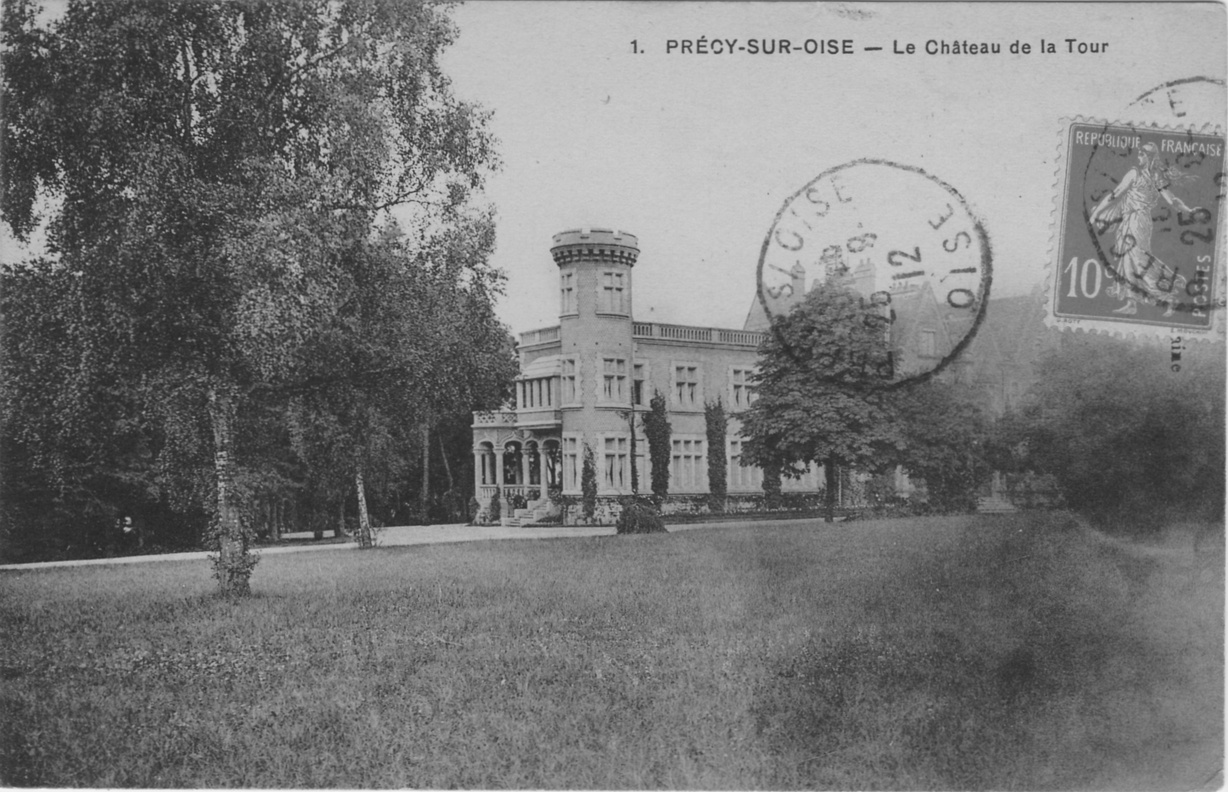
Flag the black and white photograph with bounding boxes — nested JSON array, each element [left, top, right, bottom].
[[1, 1, 1224, 788]]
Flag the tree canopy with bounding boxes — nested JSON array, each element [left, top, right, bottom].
[[741, 284, 903, 521], [1021, 334, 1225, 529], [1, 0, 514, 588]]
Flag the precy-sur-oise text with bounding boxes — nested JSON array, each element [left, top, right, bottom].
[[657, 38, 1109, 55]]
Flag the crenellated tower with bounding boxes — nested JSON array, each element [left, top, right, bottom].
[[551, 228, 640, 446]]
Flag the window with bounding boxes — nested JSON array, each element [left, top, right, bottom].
[[730, 367, 756, 410], [633, 434, 648, 488], [919, 329, 937, 358], [561, 359, 579, 404], [728, 438, 763, 490], [560, 272, 576, 314], [671, 438, 706, 491], [519, 378, 553, 409], [633, 363, 646, 406], [562, 436, 581, 492], [674, 364, 700, 407], [603, 358, 626, 402], [604, 436, 628, 491], [601, 271, 626, 313]]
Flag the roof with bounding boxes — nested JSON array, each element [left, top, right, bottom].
[[518, 355, 561, 380]]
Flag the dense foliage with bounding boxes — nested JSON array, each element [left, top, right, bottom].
[[741, 285, 903, 522], [891, 381, 992, 514], [1020, 334, 1225, 530], [0, 0, 516, 583]]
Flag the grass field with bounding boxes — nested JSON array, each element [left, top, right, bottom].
[[1, 512, 1222, 789]]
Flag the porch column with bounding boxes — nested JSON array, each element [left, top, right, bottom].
[[474, 449, 483, 492], [539, 448, 548, 493], [520, 448, 530, 488], [496, 447, 504, 488]]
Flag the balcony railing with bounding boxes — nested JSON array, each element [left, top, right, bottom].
[[472, 410, 516, 427], [632, 322, 765, 347], [519, 325, 561, 347]]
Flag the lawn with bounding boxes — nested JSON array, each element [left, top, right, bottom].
[[1, 512, 1222, 789]]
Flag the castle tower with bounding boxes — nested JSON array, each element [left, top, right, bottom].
[[551, 228, 640, 453]]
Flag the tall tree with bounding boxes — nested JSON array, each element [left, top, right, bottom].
[[741, 284, 902, 522], [642, 390, 672, 504], [2, 0, 498, 593], [704, 399, 727, 512]]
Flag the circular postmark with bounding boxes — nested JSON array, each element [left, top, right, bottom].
[[1127, 76, 1226, 127], [757, 159, 993, 388], [1070, 121, 1225, 323]]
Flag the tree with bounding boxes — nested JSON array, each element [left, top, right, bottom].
[[2, 0, 498, 593], [760, 459, 783, 509], [1023, 334, 1225, 530], [284, 214, 515, 545], [642, 390, 672, 504], [581, 443, 598, 520], [890, 381, 991, 513], [705, 399, 728, 512], [741, 284, 902, 522]]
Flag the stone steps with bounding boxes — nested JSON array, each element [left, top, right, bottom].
[[500, 501, 555, 528]]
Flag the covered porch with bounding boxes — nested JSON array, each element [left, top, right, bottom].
[[474, 435, 562, 519]]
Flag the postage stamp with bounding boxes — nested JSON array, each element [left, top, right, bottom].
[[1047, 118, 1226, 339], [756, 159, 993, 388]]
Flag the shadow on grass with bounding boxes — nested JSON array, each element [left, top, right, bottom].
[[750, 512, 1223, 790]]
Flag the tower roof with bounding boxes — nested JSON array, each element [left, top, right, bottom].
[[550, 228, 639, 267]]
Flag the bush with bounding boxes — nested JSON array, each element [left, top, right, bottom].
[[616, 497, 667, 534]]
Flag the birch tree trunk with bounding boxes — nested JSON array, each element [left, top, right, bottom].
[[420, 422, 431, 524], [209, 385, 253, 596], [356, 470, 373, 548]]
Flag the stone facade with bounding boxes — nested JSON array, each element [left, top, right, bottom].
[[471, 227, 1051, 525], [471, 227, 823, 525]]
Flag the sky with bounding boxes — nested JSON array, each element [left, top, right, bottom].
[[435, 2, 1226, 335], [5, 2, 1223, 338]]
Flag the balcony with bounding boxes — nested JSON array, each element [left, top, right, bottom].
[[472, 410, 516, 428], [632, 322, 765, 347], [519, 325, 561, 347], [515, 407, 563, 428]]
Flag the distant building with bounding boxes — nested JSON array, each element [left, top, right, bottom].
[[957, 288, 1054, 416]]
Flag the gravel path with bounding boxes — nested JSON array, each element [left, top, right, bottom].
[[0, 519, 773, 571]]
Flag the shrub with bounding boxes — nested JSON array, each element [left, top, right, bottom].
[[616, 496, 667, 534]]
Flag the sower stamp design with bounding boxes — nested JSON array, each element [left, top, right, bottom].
[[757, 159, 993, 387], [1048, 119, 1226, 338]]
